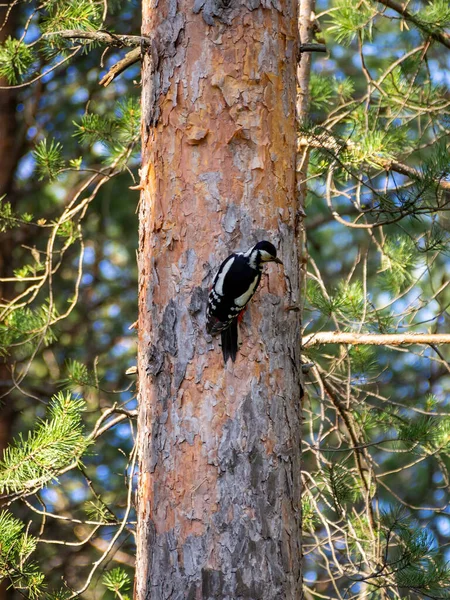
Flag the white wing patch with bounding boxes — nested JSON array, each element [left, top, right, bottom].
[[213, 256, 234, 296], [234, 274, 259, 307], [247, 248, 261, 270]]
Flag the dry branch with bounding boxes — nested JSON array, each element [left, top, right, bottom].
[[99, 47, 141, 86], [375, 0, 450, 50], [44, 29, 150, 48], [303, 332, 450, 347], [43, 30, 145, 86]]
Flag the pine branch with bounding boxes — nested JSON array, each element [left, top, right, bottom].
[[303, 332, 450, 347], [374, 0, 450, 50], [44, 30, 151, 48], [298, 134, 450, 190], [0, 392, 89, 494], [41, 30, 148, 85], [383, 158, 450, 190]]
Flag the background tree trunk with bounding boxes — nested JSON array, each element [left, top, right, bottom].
[[136, 1, 302, 597], [0, 7, 18, 200], [0, 2, 20, 596]]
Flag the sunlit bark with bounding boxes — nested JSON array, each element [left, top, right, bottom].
[[136, 1, 302, 596]]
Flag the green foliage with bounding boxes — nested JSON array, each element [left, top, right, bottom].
[[398, 415, 450, 450], [103, 567, 131, 597], [0, 511, 44, 598], [425, 394, 439, 412], [381, 60, 446, 108], [307, 280, 342, 316], [398, 415, 440, 448], [0, 392, 89, 493], [116, 97, 141, 142], [380, 235, 418, 294], [323, 461, 363, 514], [304, 0, 450, 580], [348, 345, 377, 376], [421, 140, 450, 189], [310, 74, 335, 110], [62, 359, 96, 390], [383, 65, 415, 100], [342, 114, 412, 167], [344, 130, 397, 165], [307, 280, 369, 324], [337, 281, 366, 321], [0, 197, 17, 232], [84, 500, 117, 523], [356, 406, 400, 436], [13, 259, 45, 279], [327, 0, 376, 45], [45, 591, 71, 600], [333, 76, 354, 101], [310, 75, 359, 111], [55, 219, 79, 241], [42, 0, 102, 33], [73, 98, 140, 169], [0, 303, 58, 356], [346, 514, 373, 557], [416, 0, 450, 30], [302, 495, 320, 532], [73, 113, 117, 145], [0, 197, 34, 232], [33, 139, 65, 181], [73, 98, 140, 147], [0, 37, 34, 85], [381, 508, 450, 596], [69, 156, 83, 169]]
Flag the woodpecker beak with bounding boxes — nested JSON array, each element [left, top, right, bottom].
[[273, 257, 283, 265]]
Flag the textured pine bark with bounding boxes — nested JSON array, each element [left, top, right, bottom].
[[136, 0, 302, 597]]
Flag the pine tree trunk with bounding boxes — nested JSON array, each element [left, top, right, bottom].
[[136, 1, 302, 597]]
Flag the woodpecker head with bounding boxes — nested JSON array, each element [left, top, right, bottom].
[[248, 240, 283, 269]]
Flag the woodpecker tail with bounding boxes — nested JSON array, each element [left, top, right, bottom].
[[221, 319, 238, 363]]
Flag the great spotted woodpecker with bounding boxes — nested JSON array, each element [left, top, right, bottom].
[[206, 240, 283, 363]]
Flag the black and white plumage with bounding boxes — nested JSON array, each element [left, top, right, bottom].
[[206, 240, 282, 363]]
